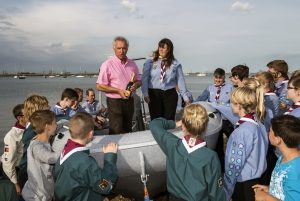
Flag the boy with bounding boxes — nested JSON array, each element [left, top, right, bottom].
[[54, 112, 118, 201], [18, 95, 49, 189], [50, 88, 78, 120], [149, 104, 226, 201], [195, 68, 233, 104], [22, 110, 60, 201], [1, 104, 26, 194], [82, 88, 102, 115], [195, 68, 234, 171], [67, 88, 86, 117], [267, 60, 289, 97], [253, 115, 300, 201], [230, 64, 249, 87]]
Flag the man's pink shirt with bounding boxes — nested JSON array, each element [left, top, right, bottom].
[[97, 56, 141, 99]]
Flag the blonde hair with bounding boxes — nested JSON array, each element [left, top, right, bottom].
[[181, 104, 208, 137], [69, 112, 94, 140], [23, 95, 49, 123], [231, 86, 265, 122]]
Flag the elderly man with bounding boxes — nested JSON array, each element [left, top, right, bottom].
[[96, 36, 141, 134]]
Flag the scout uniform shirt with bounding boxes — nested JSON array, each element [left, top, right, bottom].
[[149, 118, 226, 201], [54, 139, 118, 201], [1, 121, 25, 184], [224, 114, 268, 200]]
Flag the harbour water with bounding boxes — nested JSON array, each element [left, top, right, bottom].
[[0, 75, 212, 152]]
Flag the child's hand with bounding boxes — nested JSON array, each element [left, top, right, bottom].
[[253, 188, 271, 201], [15, 183, 21, 194], [103, 143, 118, 153], [176, 120, 182, 128], [252, 184, 269, 193]]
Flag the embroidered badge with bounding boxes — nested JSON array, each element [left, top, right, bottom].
[[4, 145, 9, 152], [218, 177, 224, 187], [99, 179, 109, 190]]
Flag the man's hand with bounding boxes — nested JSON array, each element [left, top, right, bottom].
[[103, 143, 118, 153], [118, 89, 129, 99]]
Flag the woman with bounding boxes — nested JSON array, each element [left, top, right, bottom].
[[141, 38, 190, 120]]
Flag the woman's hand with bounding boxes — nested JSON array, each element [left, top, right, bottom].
[[144, 96, 150, 103]]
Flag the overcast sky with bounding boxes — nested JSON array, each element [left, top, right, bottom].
[[0, 0, 299, 73]]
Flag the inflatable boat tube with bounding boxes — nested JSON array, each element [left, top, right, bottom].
[[52, 101, 222, 199]]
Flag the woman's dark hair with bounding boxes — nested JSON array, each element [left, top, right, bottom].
[[152, 38, 175, 67]]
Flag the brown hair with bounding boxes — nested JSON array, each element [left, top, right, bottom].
[[30, 110, 55, 134], [86, 88, 95, 96], [231, 65, 249, 81], [290, 70, 300, 80], [61, 88, 78, 101], [69, 112, 94, 140], [181, 104, 209, 137], [255, 71, 275, 91], [231, 86, 265, 122], [13, 104, 24, 119], [267, 60, 289, 79], [23, 95, 49, 123], [271, 115, 300, 148], [288, 75, 300, 89], [152, 38, 175, 68]]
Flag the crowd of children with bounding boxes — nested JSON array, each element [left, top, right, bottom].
[[1, 59, 300, 201]]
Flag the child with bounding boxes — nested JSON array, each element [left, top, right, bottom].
[[229, 65, 249, 87], [255, 71, 280, 117], [285, 75, 300, 117], [224, 87, 268, 201], [253, 115, 300, 201], [18, 95, 49, 189], [267, 60, 289, 97], [67, 88, 86, 117], [54, 112, 118, 201], [82, 88, 102, 115], [267, 60, 289, 113], [50, 88, 78, 120], [149, 104, 226, 201], [21, 110, 59, 201], [1, 104, 26, 194], [195, 68, 234, 171], [195, 68, 233, 104]]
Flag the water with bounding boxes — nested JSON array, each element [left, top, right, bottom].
[[0, 75, 212, 152]]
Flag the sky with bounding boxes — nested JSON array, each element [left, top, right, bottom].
[[0, 0, 300, 73]]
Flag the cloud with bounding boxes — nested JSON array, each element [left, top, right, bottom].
[[120, 0, 137, 13], [120, 0, 143, 19], [231, 1, 253, 12]]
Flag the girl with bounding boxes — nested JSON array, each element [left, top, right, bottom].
[[141, 38, 190, 120], [285, 75, 300, 117], [224, 87, 268, 201], [255, 72, 280, 117]]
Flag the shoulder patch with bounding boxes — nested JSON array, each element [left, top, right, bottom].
[[99, 179, 109, 190]]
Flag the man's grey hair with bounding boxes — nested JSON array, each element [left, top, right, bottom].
[[113, 36, 129, 47]]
